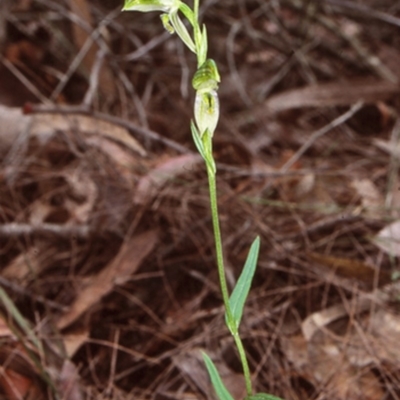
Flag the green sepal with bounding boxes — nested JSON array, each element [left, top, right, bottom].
[[202, 352, 235, 400], [226, 237, 260, 332], [161, 13, 174, 33]]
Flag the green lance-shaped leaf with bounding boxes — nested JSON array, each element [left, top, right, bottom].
[[197, 24, 208, 66], [191, 120, 206, 158], [227, 236, 260, 331], [202, 128, 216, 174], [191, 122, 216, 174], [245, 394, 285, 400], [178, 2, 195, 27], [202, 352, 235, 400]]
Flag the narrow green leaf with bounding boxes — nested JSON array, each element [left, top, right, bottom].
[[245, 393, 285, 400], [0, 287, 41, 350], [191, 120, 206, 158], [202, 352, 235, 400], [178, 2, 195, 26], [227, 236, 260, 329], [198, 24, 208, 66], [201, 129, 216, 174]]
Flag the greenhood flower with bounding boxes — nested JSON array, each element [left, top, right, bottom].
[[194, 89, 219, 137], [123, 0, 179, 13], [193, 59, 220, 136], [123, 0, 196, 53]]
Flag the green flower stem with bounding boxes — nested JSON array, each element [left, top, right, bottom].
[[194, 0, 199, 27], [206, 163, 253, 396], [233, 332, 252, 396], [122, 1, 259, 397], [206, 166, 232, 320]]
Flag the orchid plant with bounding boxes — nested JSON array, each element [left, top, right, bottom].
[[123, 1, 283, 399]]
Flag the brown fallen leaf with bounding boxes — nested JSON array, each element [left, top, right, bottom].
[[55, 360, 84, 400], [293, 319, 386, 400], [372, 219, 400, 257], [306, 251, 391, 285], [63, 329, 90, 358], [30, 112, 146, 157], [134, 154, 202, 204], [263, 80, 399, 113], [57, 229, 158, 329], [0, 368, 44, 400], [350, 178, 384, 219], [0, 340, 45, 400], [0, 105, 146, 160], [1, 243, 56, 284], [85, 136, 142, 182], [0, 106, 30, 156]]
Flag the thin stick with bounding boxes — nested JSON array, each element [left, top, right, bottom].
[[83, 47, 106, 107], [0, 222, 90, 239], [324, 0, 400, 29], [0, 56, 52, 105]]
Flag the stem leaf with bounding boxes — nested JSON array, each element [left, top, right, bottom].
[[191, 121, 206, 157], [202, 352, 235, 400], [198, 24, 208, 65], [227, 236, 260, 330], [178, 2, 195, 26]]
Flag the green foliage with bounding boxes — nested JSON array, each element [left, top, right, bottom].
[[0, 288, 58, 395], [227, 237, 260, 333], [202, 352, 235, 400]]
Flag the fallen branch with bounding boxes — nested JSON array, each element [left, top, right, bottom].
[[0, 223, 90, 239]]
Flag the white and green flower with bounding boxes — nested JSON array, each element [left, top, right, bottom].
[[123, 0, 196, 52], [194, 89, 219, 137]]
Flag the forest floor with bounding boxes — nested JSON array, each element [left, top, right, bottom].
[[1, 0, 400, 399]]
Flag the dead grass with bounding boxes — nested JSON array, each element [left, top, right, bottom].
[[0, 0, 400, 399]]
